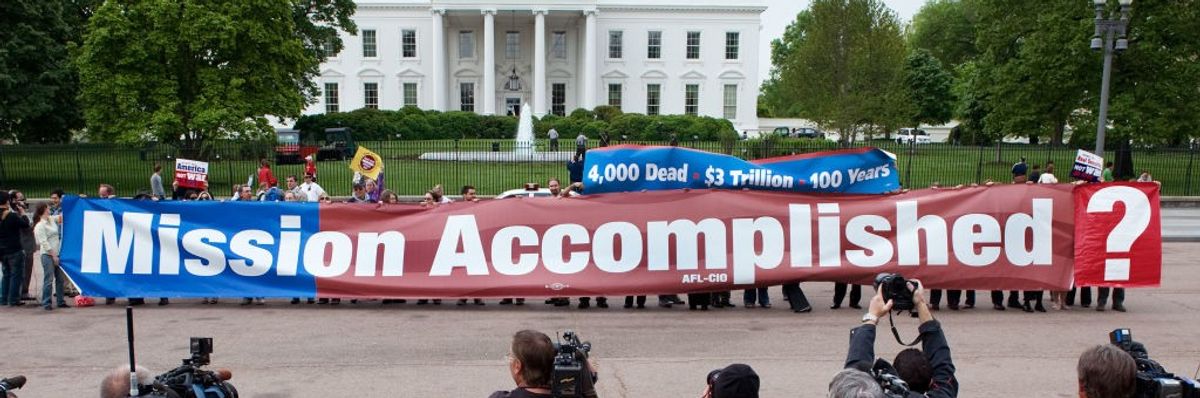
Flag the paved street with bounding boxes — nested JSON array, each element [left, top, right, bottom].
[[1163, 208, 1200, 241], [2, 243, 1198, 398]]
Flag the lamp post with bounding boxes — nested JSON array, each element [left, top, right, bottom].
[[1090, 0, 1132, 155]]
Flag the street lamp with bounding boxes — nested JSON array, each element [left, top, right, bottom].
[[1090, 0, 1132, 155]]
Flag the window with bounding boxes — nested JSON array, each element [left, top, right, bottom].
[[459, 31, 475, 59], [506, 31, 520, 59], [402, 29, 417, 58], [725, 32, 739, 60], [364, 82, 379, 109], [362, 29, 377, 58], [552, 31, 567, 59], [684, 84, 699, 116], [321, 39, 339, 58], [607, 84, 622, 108], [608, 31, 623, 59], [403, 83, 418, 107], [551, 83, 566, 116], [647, 31, 662, 59], [324, 83, 339, 113], [686, 31, 701, 59], [646, 84, 661, 116], [723, 84, 737, 119], [460, 82, 475, 112]]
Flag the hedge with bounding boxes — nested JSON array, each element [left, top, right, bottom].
[[293, 106, 738, 142]]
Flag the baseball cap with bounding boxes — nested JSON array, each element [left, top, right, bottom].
[[707, 363, 759, 398]]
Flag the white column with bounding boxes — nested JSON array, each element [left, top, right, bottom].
[[533, 9, 547, 117], [582, 10, 597, 110], [431, 8, 446, 111], [482, 9, 496, 115]]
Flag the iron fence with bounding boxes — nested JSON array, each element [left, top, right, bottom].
[[0, 139, 1194, 198]]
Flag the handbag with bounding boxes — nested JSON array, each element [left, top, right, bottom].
[[74, 295, 95, 307]]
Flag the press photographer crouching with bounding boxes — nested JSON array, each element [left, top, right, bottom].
[[490, 330, 598, 398], [1082, 328, 1200, 398], [830, 275, 957, 398]]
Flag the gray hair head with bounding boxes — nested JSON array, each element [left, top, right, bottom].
[[100, 365, 153, 398], [828, 368, 885, 398]]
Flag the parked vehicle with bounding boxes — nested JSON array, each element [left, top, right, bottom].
[[895, 128, 932, 145], [275, 128, 319, 164], [771, 127, 826, 140], [318, 127, 357, 161]]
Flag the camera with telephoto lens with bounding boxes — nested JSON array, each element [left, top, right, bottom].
[[1109, 328, 1200, 398], [136, 337, 238, 398], [0, 375, 26, 397], [870, 358, 912, 398], [874, 273, 918, 313], [551, 331, 597, 398]]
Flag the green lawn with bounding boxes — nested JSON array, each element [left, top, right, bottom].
[[1, 140, 1195, 197]]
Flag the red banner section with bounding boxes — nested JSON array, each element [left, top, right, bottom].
[[1074, 182, 1162, 287], [313, 185, 1077, 298]]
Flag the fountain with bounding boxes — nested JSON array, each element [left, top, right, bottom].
[[418, 103, 571, 162]]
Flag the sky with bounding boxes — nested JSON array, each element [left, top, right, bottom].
[[758, 0, 923, 85]]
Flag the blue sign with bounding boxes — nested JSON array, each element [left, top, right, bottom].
[[582, 145, 900, 194]]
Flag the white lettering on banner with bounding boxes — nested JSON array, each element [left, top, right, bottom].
[[76, 197, 1058, 284], [646, 219, 727, 271]]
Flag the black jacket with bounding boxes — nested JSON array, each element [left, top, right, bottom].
[[0, 210, 31, 256], [488, 388, 552, 398], [844, 320, 958, 398]]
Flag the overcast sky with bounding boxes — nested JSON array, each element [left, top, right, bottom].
[[758, 0, 922, 85]]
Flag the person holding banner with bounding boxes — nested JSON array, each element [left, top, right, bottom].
[[33, 203, 68, 311], [831, 283, 861, 310]]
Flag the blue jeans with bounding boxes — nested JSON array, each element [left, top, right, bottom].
[[743, 287, 770, 306], [41, 253, 66, 308], [1, 251, 26, 305]]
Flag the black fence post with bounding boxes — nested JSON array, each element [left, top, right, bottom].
[[975, 142, 984, 184], [904, 139, 915, 188], [0, 144, 7, 188], [1186, 144, 1196, 196], [74, 142, 84, 194]]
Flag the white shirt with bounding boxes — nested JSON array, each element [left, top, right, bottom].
[[35, 218, 61, 256], [549, 129, 559, 139], [1038, 173, 1058, 184], [299, 181, 326, 202]]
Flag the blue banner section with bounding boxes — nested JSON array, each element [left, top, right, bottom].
[[582, 145, 900, 194], [60, 197, 321, 298]]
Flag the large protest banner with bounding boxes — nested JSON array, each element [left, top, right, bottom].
[[58, 183, 1156, 298], [582, 145, 900, 194], [1073, 182, 1162, 287]]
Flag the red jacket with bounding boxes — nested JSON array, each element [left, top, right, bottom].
[[258, 165, 277, 187]]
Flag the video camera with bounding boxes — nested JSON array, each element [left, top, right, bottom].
[[124, 308, 237, 398], [0, 375, 25, 396], [1109, 328, 1200, 398], [870, 359, 912, 398], [551, 331, 597, 398]]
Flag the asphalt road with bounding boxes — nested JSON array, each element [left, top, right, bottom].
[[2, 243, 1198, 398]]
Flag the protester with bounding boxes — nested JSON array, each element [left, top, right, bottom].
[[1011, 156, 1028, 183], [567, 153, 585, 184], [461, 185, 480, 202], [349, 182, 371, 203], [9, 190, 36, 302], [33, 204, 68, 311], [839, 279, 958, 397], [1137, 170, 1153, 182], [1102, 162, 1114, 182], [744, 287, 770, 309], [379, 189, 400, 204], [236, 186, 264, 306], [284, 175, 304, 201], [781, 282, 813, 313], [1076, 344, 1135, 398], [299, 174, 325, 202], [0, 191, 31, 307], [831, 283, 861, 310], [702, 364, 759, 398], [257, 158, 277, 188]]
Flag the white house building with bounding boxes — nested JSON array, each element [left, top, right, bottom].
[[307, 0, 765, 131]]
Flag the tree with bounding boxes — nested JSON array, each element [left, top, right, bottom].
[[0, 0, 97, 143], [760, 10, 811, 117], [76, 0, 355, 145], [907, 0, 979, 69], [903, 49, 954, 127], [973, 1, 1095, 146], [950, 61, 992, 146], [769, 0, 908, 143]]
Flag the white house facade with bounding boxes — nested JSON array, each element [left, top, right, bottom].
[[307, 0, 765, 131]]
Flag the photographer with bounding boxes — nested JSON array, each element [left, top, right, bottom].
[[1076, 345, 1135, 398], [834, 279, 957, 397], [0, 191, 31, 307], [490, 330, 596, 398]]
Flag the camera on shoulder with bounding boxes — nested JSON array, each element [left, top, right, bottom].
[[551, 331, 597, 398], [1108, 328, 1200, 398]]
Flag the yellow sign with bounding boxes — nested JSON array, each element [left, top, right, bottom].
[[349, 146, 383, 181]]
